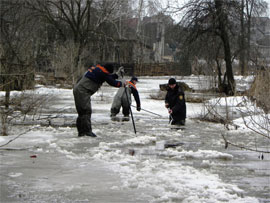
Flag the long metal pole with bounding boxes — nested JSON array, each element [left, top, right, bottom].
[[130, 104, 162, 117], [124, 84, 137, 134]]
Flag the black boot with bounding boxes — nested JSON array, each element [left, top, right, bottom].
[[122, 115, 130, 121], [85, 132, 97, 137]]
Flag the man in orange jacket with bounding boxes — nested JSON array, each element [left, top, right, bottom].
[[73, 63, 125, 137], [110, 76, 141, 120]]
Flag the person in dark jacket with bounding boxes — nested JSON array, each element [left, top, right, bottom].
[[110, 76, 141, 119], [165, 78, 186, 125], [73, 63, 125, 137]]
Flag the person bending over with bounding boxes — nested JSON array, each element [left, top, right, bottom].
[[73, 63, 125, 137]]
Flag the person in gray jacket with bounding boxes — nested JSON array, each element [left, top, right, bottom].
[[110, 76, 141, 119], [73, 63, 125, 137]]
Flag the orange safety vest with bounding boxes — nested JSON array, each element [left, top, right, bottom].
[[88, 64, 109, 74], [128, 81, 137, 90]]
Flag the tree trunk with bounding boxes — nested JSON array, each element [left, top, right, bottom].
[[5, 89, 10, 109], [136, 0, 144, 64], [215, 0, 235, 95], [215, 58, 222, 88], [239, 0, 246, 75], [221, 32, 235, 95], [246, 0, 254, 73]]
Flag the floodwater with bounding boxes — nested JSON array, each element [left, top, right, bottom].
[[1, 116, 269, 202], [0, 76, 269, 203]]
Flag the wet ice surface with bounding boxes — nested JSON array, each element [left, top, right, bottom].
[[1, 150, 151, 203], [0, 76, 269, 203]]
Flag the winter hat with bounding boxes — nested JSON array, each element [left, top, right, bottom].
[[131, 76, 138, 82], [104, 63, 114, 73], [168, 78, 176, 85]]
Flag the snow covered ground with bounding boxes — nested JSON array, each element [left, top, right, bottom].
[[0, 75, 269, 203]]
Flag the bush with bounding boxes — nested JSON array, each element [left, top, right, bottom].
[[248, 69, 270, 113]]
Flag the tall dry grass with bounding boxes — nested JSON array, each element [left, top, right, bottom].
[[249, 68, 270, 113]]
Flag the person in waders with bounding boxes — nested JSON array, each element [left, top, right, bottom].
[[165, 78, 186, 125], [110, 76, 141, 121], [73, 63, 125, 137]]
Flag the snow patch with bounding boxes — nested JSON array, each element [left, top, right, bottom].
[[8, 172, 23, 178]]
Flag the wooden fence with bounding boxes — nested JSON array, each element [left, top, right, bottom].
[[125, 63, 191, 76]]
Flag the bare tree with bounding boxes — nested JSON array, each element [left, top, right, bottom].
[[238, 0, 268, 75], [51, 41, 81, 84], [0, 0, 41, 135], [239, 0, 247, 75], [25, 0, 127, 81], [135, 0, 145, 64], [0, 0, 36, 106], [175, 0, 239, 95]]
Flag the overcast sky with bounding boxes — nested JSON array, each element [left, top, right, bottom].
[[159, 0, 270, 19], [266, 0, 270, 16]]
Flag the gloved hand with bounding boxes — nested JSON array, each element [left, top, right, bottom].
[[137, 106, 141, 111], [121, 80, 127, 87], [116, 66, 125, 77]]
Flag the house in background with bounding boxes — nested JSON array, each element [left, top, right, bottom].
[[142, 14, 174, 63], [119, 13, 175, 63]]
